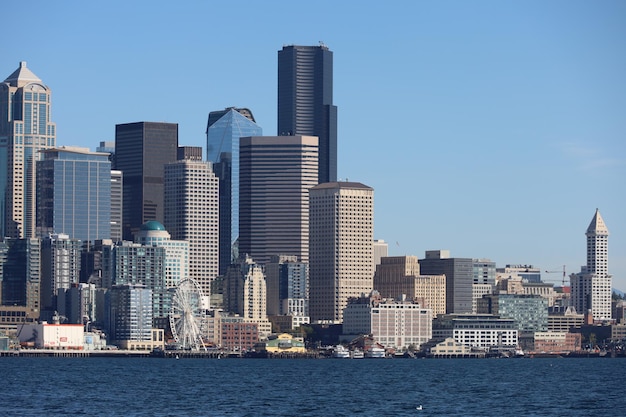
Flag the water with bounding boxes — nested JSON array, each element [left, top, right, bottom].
[[1, 357, 624, 416]]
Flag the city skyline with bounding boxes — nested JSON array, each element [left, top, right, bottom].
[[1, 1, 624, 287]]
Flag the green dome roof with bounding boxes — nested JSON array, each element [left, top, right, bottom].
[[140, 221, 166, 231]]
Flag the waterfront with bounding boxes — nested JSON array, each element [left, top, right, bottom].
[[1, 357, 624, 416]]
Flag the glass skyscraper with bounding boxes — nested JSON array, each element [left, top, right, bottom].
[[0, 62, 56, 238], [278, 44, 338, 184], [37, 147, 111, 243], [206, 108, 262, 275]]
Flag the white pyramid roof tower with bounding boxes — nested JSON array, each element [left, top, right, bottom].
[[3, 61, 43, 87], [586, 208, 609, 237]]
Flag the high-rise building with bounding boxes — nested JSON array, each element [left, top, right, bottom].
[[110, 170, 123, 242], [309, 181, 374, 323], [477, 294, 548, 332], [108, 284, 156, 349], [239, 135, 318, 266], [265, 255, 309, 320], [206, 108, 262, 275], [37, 146, 111, 242], [224, 255, 267, 321], [164, 159, 219, 301], [0, 238, 41, 320], [114, 122, 178, 241], [278, 44, 337, 184], [373, 240, 388, 269], [419, 250, 473, 314], [0, 62, 56, 238], [40, 234, 82, 318], [570, 209, 612, 320]]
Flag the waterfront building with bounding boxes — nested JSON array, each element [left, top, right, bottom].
[[164, 159, 219, 301], [220, 315, 259, 352], [262, 333, 306, 354], [343, 293, 432, 350], [570, 209, 612, 321], [37, 146, 111, 242], [309, 182, 374, 323], [278, 44, 337, 183], [373, 256, 446, 318], [432, 314, 518, 350], [108, 284, 164, 350], [17, 322, 83, 349], [40, 234, 82, 319], [265, 255, 309, 326], [419, 250, 473, 314], [114, 122, 178, 241], [533, 332, 581, 353], [0, 238, 41, 326], [477, 294, 548, 332], [0, 62, 56, 238], [206, 107, 262, 275], [135, 221, 189, 290], [239, 135, 318, 265]]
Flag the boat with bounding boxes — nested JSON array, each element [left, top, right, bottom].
[[351, 349, 364, 359], [332, 345, 350, 359], [365, 347, 386, 358]]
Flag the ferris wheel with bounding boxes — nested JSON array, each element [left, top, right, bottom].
[[169, 278, 207, 351]]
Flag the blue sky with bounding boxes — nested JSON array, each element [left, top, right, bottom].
[[3, 1, 625, 288]]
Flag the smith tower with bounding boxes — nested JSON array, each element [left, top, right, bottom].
[[571, 209, 611, 320], [0, 62, 56, 238], [278, 44, 337, 184]]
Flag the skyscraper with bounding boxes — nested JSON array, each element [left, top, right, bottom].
[[0, 62, 56, 238], [278, 45, 337, 184], [164, 159, 219, 300], [239, 135, 318, 266], [309, 182, 374, 323], [206, 108, 262, 274], [37, 146, 111, 242], [570, 209, 611, 320], [114, 122, 178, 241]]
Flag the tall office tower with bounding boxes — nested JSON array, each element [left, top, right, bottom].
[[265, 255, 309, 319], [0, 238, 41, 319], [239, 136, 318, 266], [102, 241, 168, 320], [309, 182, 374, 323], [224, 255, 267, 321], [570, 209, 612, 320], [164, 159, 219, 301], [40, 234, 82, 318], [37, 147, 111, 242], [57, 282, 97, 325], [114, 122, 178, 241], [135, 221, 189, 290], [278, 44, 338, 184], [419, 250, 473, 314], [473, 259, 496, 285], [0, 62, 56, 238], [206, 107, 262, 275], [373, 256, 446, 318], [110, 170, 123, 242], [80, 239, 113, 285]]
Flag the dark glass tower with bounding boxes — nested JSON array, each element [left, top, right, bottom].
[[278, 45, 337, 184], [114, 122, 178, 241]]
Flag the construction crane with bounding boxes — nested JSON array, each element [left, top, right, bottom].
[[545, 265, 567, 287]]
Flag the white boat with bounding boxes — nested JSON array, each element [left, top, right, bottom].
[[332, 345, 350, 359], [351, 349, 364, 359], [365, 347, 386, 358]]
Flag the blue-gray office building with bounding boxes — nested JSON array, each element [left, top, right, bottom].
[[206, 108, 262, 275], [37, 147, 111, 242]]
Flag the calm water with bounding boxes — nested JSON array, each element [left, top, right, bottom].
[[1, 357, 624, 416]]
